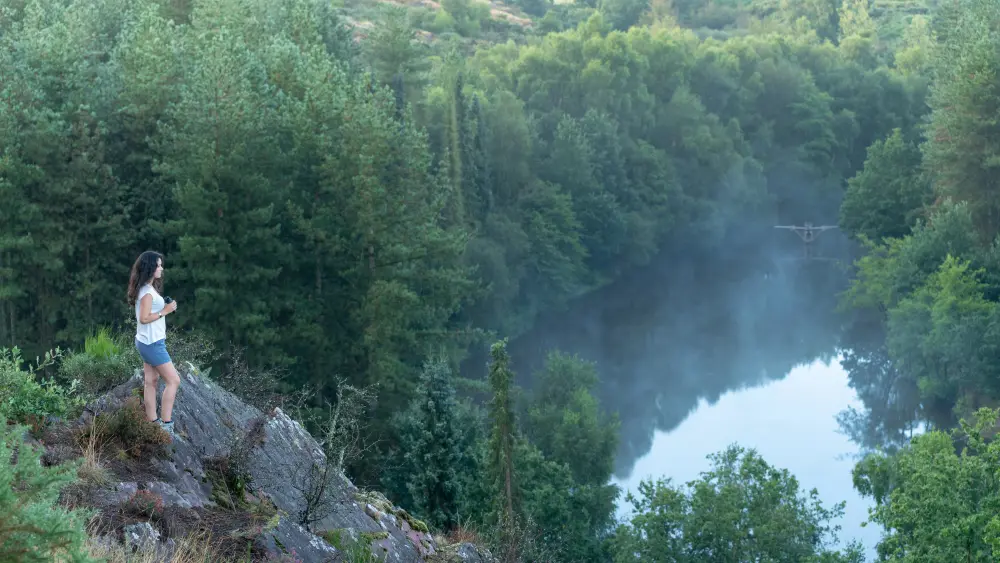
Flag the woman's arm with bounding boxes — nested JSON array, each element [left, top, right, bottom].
[[138, 293, 170, 324]]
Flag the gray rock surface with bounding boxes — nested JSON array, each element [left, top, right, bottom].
[[75, 365, 493, 563], [123, 522, 160, 551]]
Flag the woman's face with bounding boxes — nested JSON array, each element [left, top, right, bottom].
[[154, 258, 163, 280]]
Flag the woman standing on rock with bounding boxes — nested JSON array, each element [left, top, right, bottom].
[[127, 250, 180, 438]]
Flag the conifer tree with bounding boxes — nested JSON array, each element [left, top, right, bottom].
[[486, 339, 519, 561], [923, 0, 1000, 240], [462, 95, 493, 226], [156, 21, 287, 360], [390, 356, 464, 529], [0, 422, 94, 563]]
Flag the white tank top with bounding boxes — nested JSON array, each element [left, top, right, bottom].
[[135, 284, 167, 344]]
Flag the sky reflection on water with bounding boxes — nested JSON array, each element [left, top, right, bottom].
[[612, 356, 881, 557]]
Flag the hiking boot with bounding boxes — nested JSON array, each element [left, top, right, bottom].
[[157, 419, 175, 438]]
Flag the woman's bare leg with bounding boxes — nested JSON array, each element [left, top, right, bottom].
[[155, 361, 181, 422], [143, 363, 159, 421]]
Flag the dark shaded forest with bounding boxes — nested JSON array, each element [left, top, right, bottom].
[[4, 0, 1000, 560]]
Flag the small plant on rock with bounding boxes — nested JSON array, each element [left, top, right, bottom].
[[76, 397, 170, 459], [293, 378, 378, 528], [205, 416, 268, 511], [321, 529, 383, 563], [123, 490, 165, 520], [76, 418, 114, 489]]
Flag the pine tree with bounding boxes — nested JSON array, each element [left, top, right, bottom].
[[462, 95, 493, 226], [0, 422, 94, 563], [364, 5, 429, 101], [448, 71, 466, 226], [923, 0, 1000, 240], [391, 356, 464, 529], [60, 109, 135, 340], [156, 22, 287, 360], [486, 339, 519, 561], [0, 154, 39, 350]]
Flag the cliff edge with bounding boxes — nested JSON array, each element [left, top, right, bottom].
[[37, 365, 491, 563]]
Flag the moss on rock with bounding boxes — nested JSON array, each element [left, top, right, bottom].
[[355, 490, 429, 533]]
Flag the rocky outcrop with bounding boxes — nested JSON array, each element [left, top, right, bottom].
[[50, 365, 491, 563]]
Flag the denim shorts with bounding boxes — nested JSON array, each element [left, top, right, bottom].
[[135, 338, 172, 367]]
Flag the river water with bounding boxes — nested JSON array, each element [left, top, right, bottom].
[[612, 356, 880, 555], [506, 232, 881, 554]]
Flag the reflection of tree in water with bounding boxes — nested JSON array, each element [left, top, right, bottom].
[[507, 234, 851, 478], [836, 308, 923, 456]]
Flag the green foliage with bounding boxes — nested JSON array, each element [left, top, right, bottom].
[[59, 330, 136, 396], [0, 422, 95, 563], [599, 0, 649, 30], [83, 328, 119, 360], [840, 128, 931, 242], [364, 4, 431, 106], [320, 528, 384, 563], [486, 339, 519, 532], [840, 201, 1000, 433], [0, 1, 922, 453], [887, 255, 997, 414], [387, 356, 465, 530], [525, 352, 618, 483], [0, 348, 83, 428], [0, 0, 969, 559], [441, 0, 491, 37], [522, 352, 620, 561], [57, 352, 132, 398], [610, 445, 865, 562], [893, 14, 934, 77], [853, 408, 1000, 561], [922, 0, 1000, 240]]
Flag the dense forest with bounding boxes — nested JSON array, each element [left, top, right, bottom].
[[4, 0, 1000, 559]]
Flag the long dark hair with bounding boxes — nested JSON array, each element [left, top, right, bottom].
[[127, 251, 164, 306]]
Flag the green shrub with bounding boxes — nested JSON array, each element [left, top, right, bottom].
[[0, 421, 95, 563], [57, 329, 135, 397], [83, 328, 120, 360], [58, 354, 130, 398], [0, 348, 83, 429]]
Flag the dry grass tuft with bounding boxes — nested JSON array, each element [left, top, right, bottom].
[[76, 397, 171, 460], [86, 532, 219, 563], [445, 522, 484, 545], [76, 415, 114, 488]]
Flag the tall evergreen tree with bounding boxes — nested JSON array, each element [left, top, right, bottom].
[[486, 338, 520, 561], [388, 356, 464, 529], [155, 21, 287, 361], [922, 0, 1000, 240]]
